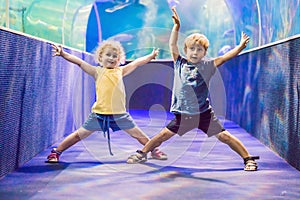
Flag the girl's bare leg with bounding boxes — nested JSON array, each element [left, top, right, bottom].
[[56, 127, 94, 152], [124, 127, 150, 146]]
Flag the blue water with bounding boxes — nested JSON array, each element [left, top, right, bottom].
[[1, 0, 299, 58]]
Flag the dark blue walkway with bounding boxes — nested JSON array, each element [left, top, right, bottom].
[[0, 110, 299, 200]]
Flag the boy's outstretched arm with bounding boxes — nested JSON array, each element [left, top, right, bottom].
[[52, 44, 97, 78], [214, 32, 250, 67], [122, 48, 159, 76], [169, 6, 180, 62]]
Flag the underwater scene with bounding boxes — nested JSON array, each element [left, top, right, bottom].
[[1, 0, 299, 59]]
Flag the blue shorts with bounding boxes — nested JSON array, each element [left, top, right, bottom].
[[82, 113, 136, 132]]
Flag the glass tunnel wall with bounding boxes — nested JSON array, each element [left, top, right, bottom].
[[0, 0, 299, 58], [0, 0, 93, 50], [0, 0, 300, 176]]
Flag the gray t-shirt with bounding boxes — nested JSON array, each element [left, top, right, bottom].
[[170, 55, 216, 114]]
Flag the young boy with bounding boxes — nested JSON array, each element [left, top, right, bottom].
[[127, 7, 259, 171], [47, 40, 167, 162]]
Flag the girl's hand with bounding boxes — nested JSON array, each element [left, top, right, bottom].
[[240, 32, 250, 48], [150, 48, 160, 60], [171, 6, 180, 26], [51, 44, 63, 57]]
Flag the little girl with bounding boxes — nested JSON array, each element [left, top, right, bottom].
[[47, 40, 167, 162]]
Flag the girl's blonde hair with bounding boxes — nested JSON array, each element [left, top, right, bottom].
[[183, 33, 209, 54], [94, 40, 126, 65]]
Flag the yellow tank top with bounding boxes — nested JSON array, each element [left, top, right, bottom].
[[91, 67, 126, 114]]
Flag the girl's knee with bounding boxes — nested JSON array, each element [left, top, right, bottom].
[[76, 128, 93, 140], [74, 130, 83, 141]]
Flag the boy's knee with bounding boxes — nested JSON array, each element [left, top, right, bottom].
[[217, 131, 232, 144], [158, 129, 175, 141]]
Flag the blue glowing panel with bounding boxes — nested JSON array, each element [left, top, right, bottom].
[[219, 37, 300, 170], [86, 0, 234, 59], [0, 0, 299, 56]]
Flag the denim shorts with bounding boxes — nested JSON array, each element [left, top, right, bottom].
[[82, 112, 136, 132], [166, 108, 225, 137]]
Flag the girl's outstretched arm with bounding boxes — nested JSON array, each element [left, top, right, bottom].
[[52, 44, 97, 79], [122, 48, 159, 76]]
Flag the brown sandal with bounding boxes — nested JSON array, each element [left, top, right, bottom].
[[244, 156, 260, 171]]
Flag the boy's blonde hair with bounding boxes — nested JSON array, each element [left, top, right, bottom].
[[183, 33, 209, 54], [94, 40, 126, 65]]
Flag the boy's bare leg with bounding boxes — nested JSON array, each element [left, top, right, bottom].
[[141, 127, 176, 153], [216, 130, 259, 171], [215, 130, 250, 158], [125, 127, 170, 161], [127, 128, 175, 163]]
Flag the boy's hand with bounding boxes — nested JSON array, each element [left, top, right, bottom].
[[239, 32, 250, 48], [51, 44, 63, 57], [171, 7, 180, 27], [150, 48, 160, 60]]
